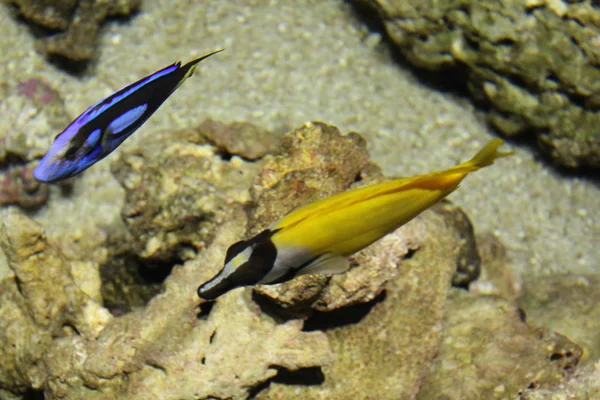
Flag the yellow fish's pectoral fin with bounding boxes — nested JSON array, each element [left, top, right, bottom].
[[295, 252, 350, 277]]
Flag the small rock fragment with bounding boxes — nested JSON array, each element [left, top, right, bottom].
[[518, 273, 600, 363], [431, 200, 481, 288], [6, 0, 142, 62], [198, 119, 282, 160], [0, 164, 49, 209], [469, 232, 521, 300]]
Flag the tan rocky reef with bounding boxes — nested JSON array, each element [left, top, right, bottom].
[[0, 121, 589, 399]]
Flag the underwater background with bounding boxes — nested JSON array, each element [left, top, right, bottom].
[[0, 0, 599, 399]]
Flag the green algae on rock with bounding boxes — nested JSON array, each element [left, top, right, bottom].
[[5, 0, 142, 62], [355, 0, 600, 169], [519, 274, 600, 363], [417, 289, 582, 400]]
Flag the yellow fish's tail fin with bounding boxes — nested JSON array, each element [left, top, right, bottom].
[[445, 139, 513, 178], [464, 138, 514, 170], [415, 139, 512, 191]]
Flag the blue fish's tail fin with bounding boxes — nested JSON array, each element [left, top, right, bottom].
[[178, 49, 224, 87]]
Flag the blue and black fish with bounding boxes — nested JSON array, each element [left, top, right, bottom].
[[33, 49, 223, 183]]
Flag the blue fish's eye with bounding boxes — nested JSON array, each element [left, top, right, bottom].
[[108, 104, 148, 135], [64, 145, 79, 160], [86, 128, 102, 148]]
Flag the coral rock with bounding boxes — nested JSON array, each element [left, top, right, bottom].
[[111, 126, 264, 263], [257, 210, 460, 400], [356, 0, 600, 169], [198, 119, 282, 160], [417, 289, 582, 400]]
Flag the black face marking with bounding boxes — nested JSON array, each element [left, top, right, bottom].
[[197, 229, 279, 300], [224, 240, 247, 264]]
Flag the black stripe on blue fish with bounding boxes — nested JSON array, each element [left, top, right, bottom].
[[198, 229, 279, 300]]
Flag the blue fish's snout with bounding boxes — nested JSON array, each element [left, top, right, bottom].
[[33, 153, 79, 183], [33, 156, 65, 183]]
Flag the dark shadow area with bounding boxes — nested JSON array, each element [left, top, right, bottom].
[[138, 258, 177, 284], [100, 253, 179, 314], [23, 388, 45, 400], [404, 248, 416, 260], [346, 0, 472, 97], [271, 366, 325, 386], [196, 301, 215, 320], [506, 129, 600, 186], [214, 147, 234, 162], [248, 366, 325, 398], [303, 290, 387, 332], [46, 54, 92, 77], [251, 290, 316, 322]]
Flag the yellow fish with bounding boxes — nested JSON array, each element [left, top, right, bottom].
[[197, 139, 512, 300]]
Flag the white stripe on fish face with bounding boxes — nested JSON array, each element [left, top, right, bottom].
[[200, 246, 253, 294], [107, 104, 148, 135]]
